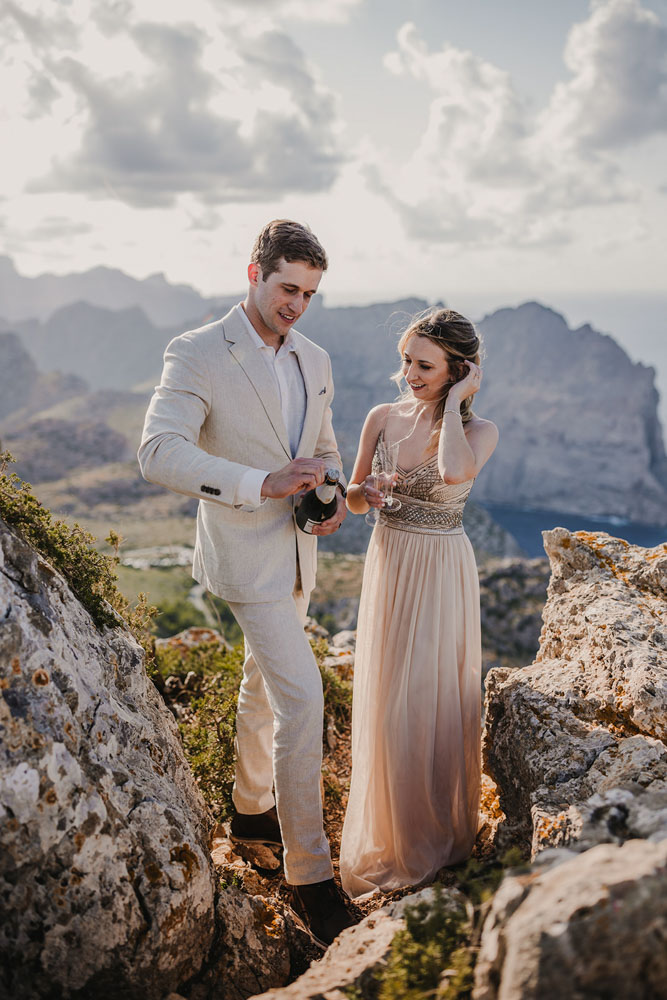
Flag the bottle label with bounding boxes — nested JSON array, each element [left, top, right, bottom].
[[302, 518, 318, 533]]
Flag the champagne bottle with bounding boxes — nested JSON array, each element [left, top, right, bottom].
[[295, 468, 340, 534]]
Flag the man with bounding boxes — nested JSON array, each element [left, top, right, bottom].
[[138, 220, 354, 946]]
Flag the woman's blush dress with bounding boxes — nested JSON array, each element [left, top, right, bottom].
[[339, 436, 482, 898]]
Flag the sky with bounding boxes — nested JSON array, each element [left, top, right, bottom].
[[2, 0, 667, 327]]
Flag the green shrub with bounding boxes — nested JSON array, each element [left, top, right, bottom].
[[377, 886, 472, 1000], [155, 638, 244, 681], [158, 637, 351, 819], [179, 687, 241, 820], [155, 641, 244, 818], [0, 452, 156, 657]]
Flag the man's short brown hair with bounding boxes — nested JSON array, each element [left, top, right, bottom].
[[250, 219, 328, 279]]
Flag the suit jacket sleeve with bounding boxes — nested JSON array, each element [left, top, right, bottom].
[[138, 333, 262, 508]]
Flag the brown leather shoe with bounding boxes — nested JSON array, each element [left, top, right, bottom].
[[289, 878, 358, 947], [230, 806, 283, 847]]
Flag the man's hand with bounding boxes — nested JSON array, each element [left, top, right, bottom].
[[261, 458, 327, 499], [312, 490, 347, 536]]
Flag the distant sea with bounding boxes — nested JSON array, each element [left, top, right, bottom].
[[480, 503, 667, 559]]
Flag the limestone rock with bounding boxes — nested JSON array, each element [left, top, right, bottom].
[[188, 888, 292, 1000], [251, 887, 467, 1000], [483, 528, 667, 856], [474, 302, 667, 525], [473, 839, 667, 1000], [0, 517, 215, 999]]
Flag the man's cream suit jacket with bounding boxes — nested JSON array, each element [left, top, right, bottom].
[[138, 305, 343, 603]]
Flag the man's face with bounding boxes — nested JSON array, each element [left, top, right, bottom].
[[246, 258, 323, 342]]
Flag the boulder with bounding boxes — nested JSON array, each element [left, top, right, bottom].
[[0, 517, 215, 999], [473, 839, 667, 1000], [483, 528, 667, 857], [250, 887, 467, 1000], [188, 888, 292, 1000]]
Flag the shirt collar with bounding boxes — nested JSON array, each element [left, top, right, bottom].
[[236, 303, 297, 354]]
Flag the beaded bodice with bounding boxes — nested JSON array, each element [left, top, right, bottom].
[[373, 432, 474, 534]]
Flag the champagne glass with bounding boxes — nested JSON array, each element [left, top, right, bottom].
[[365, 439, 402, 526]]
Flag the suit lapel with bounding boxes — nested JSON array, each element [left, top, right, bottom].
[[222, 309, 291, 460], [293, 337, 322, 459]]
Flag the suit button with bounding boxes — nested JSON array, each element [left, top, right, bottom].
[[201, 485, 209, 493], [213, 488, 221, 496]]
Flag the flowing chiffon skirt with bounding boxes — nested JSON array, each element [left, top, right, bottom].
[[339, 522, 481, 898]]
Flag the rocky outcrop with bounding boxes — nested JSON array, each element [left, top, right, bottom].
[[251, 887, 467, 1000], [475, 528, 667, 999], [483, 528, 667, 858], [474, 302, 667, 525], [473, 839, 667, 1000], [0, 516, 216, 999]]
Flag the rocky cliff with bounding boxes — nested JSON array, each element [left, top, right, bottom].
[[473, 302, 667, 524]]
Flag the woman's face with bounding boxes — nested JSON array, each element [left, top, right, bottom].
[[401, 333, 452, 403]]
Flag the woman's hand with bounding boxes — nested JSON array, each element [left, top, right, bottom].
[[447, 360, 483, 405], [362, 473, 398, 509]]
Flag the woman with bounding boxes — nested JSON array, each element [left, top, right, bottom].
[[339, 308, 498, 898]]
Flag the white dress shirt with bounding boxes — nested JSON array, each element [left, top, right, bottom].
[[233, 303, 307, 509]]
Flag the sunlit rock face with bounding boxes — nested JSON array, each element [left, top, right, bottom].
[[473, 839, 667, 1000], [483, 527, 667, 859], [475, 528, 667, 999], [0, 516, 215, 1000]]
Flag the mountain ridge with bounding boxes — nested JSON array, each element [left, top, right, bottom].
[[1, 266, 665, 527]]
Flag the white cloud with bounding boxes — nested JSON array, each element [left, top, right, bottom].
[[226, 0, 363, 21], [372, 1, 667, 246], [541, 0, 667, 150], [1, 0, 347, 208]]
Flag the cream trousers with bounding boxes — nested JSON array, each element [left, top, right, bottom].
[[228, 588, 333, 885]]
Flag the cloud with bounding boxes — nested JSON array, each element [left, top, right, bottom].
[[223, 0, 363, 22], [373, 1, 667, 246], [25, 216, 94, 241], [4, 1, 346, 208], [541, 0, 667, 151]]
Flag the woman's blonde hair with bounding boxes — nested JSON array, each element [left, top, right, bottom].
[[392, 307, 483, 450]]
